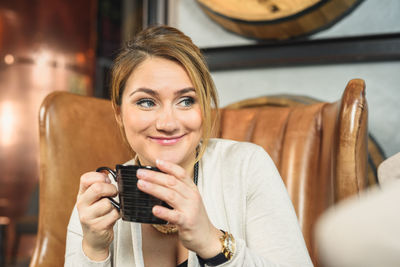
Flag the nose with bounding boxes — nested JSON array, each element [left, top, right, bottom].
[[155, 106, 179, 133]]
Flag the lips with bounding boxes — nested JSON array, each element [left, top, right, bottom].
[[149, 134, 185, 145]]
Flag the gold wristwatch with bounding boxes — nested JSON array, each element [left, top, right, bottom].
[[197, 230, 236, 266], [220, 230, 235, 260]]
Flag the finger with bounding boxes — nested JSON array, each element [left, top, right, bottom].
[[89, 207, 120, 231], [136, 169, 193, 199], [101, 208, 121, 229], [79, 172, 111, 194], [79, 198, 114, 224], [86, 197, 117, 219], [137, 169, 177, 187], [156, 159, 194, 187], [137, 179, 184, 207], [79, 183, 118, 207], [152, 205, 183, 226]]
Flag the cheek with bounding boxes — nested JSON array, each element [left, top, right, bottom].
[[121, 108, 153, 136], [185, 109, 203, 132]]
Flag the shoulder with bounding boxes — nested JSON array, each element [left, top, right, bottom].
[[201, 139, 275, 178], [204, 138, 281, 180], [205, 138, 266, 155], [204, 138, 271, 164], [201, 139, 284, 203]]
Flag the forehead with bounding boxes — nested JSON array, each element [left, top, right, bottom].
[[124, 57, 194, 94]]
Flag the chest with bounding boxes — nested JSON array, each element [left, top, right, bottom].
[[141, 224, 188, 267]]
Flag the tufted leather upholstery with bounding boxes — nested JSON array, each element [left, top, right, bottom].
[[31, 79, 368, 267]]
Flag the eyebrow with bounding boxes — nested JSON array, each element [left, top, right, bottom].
[[175, 87, 196, 96], [129, 87, 196, 97]]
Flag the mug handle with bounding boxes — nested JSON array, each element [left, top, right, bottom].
[[96, 167, 120, 211]]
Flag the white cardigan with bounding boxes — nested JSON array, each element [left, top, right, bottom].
[[65, 138, 313, 266]]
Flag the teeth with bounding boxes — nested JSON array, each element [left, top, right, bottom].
[[162, 139, 176, 144]]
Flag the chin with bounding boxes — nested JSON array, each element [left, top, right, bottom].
[[157, 153, 185, 165]]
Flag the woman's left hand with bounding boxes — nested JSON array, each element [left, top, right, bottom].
[[136, 159, 223, 258]]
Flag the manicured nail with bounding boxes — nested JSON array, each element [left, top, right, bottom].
[[137, 169, 145, 177], [153, 206, 161, 215], [138, 179, 147, 188]]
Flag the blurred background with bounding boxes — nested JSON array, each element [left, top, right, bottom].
[[0, 0, 399, 266]]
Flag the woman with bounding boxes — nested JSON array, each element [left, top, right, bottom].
[[65, 26, 313, 267]]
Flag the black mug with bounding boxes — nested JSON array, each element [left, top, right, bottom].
[[96, 165, 170, 224]]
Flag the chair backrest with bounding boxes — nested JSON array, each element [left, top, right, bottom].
[[218, 79, 368, 266], [31, 79, 368, 267], [31, 93, 132, 266]]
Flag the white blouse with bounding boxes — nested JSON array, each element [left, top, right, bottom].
[[65, 138, 313, 267]]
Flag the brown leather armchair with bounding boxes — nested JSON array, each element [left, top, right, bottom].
[[31, 79, 369, 267]]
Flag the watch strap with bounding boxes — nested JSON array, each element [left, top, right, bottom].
[[197, 230, 235, 266], [197, 252, 229, 266]]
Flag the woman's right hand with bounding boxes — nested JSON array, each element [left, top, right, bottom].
[[76, 171, 120, 261]]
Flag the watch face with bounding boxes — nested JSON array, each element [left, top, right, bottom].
[[222, 232, 235, 259]]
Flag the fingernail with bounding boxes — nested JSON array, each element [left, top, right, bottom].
[[138, 179, 147, 188], [156, 159, 164, 166], [153, 206, 161, 215], [137, 169, 145, 177], [105, 176, 111, 183]]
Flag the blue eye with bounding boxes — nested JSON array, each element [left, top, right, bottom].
[[136, 99, 155, 108], [178, 97, 195, 107]]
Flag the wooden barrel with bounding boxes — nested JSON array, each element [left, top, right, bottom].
[[197, 0, 363, 40]]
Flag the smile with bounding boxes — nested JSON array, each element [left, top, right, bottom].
[[149, 134, 185, 145]]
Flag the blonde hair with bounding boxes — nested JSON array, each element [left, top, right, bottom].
[[110, 25, 219, 162]]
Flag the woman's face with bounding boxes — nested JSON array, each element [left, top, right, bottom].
[[118, 57, 203, 171]]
